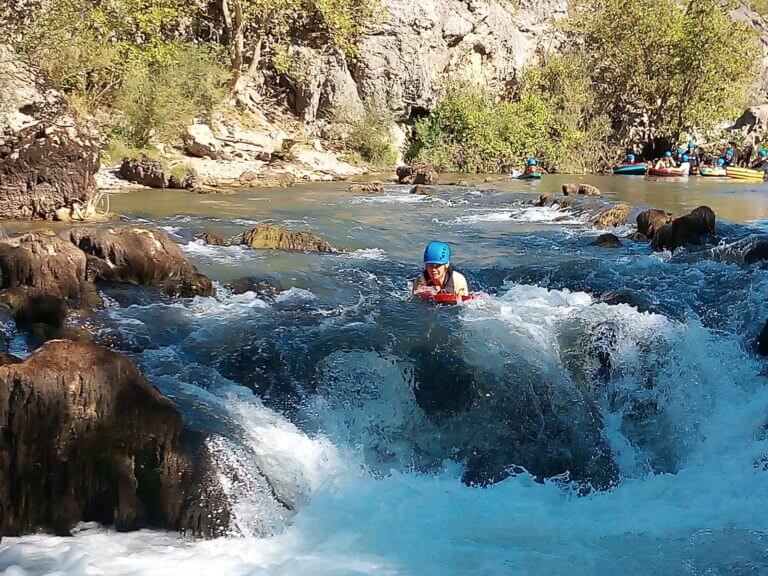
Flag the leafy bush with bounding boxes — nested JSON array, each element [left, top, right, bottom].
[[409, 82, 571, 173], [344, 106, 398, 167]]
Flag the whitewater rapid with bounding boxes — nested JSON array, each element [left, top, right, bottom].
[[2, 186, 768, 575]]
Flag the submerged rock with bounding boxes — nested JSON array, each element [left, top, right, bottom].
[[396, 164, 438, 185], [242, 224, 343, 253], [0, 340, 230, 537], [228, 275, 284, 297], [65, 227, 214, 297], [591, 233, 622, 248], [410, 184, 438, 195], [348, 181, 384, 194], [197, 230, 232, 247], [652, 206, 716, 252]]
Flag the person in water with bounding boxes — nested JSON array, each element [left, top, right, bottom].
[[412, 241, 469, 296], [524, 157, 539, 174], [751, 149, 768, 170]]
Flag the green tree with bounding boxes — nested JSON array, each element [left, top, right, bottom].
[[570, 0, 758, 143]]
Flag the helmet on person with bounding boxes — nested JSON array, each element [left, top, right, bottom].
[[423, 241, 451, 265], [626, 153, 636, 162], [682, 154, 690, 162], [687, 141, 696, 150], [759, 150, 767, 158], [676, 146, 685, 154], [664, 151, 673, 158], [726, 148, 735, 156], [716, 158, 725, 166], [527, 158, 538, 166]]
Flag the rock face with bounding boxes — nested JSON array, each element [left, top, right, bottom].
[[652, 206, 716, 252], [286, 0, 567, 122], [397, 164, 439, 185], [0, 340, 230, 537], [0, 232, 89, 327], [729, 104, 768, 148], [242, 224, 343, 252], [590, 203, 632, 228], [66, 227, 214, 297], [0, 46, 99, 220], [637, 208, 675, 240]]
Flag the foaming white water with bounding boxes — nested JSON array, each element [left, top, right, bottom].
[[345, 248, 388, 260], [351, 193, 442, 205], [3, 285, 768, 575], [182, 239, 260, 266]]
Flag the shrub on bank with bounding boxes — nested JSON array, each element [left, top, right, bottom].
[[342, 106, 398, 167]]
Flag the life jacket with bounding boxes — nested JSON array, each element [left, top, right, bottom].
[[423, 265, 458, 294]]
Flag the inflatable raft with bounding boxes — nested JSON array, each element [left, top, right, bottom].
[[613, 163, 646, 175]]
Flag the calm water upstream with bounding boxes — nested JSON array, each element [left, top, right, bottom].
[[2, 174, 768, 575]]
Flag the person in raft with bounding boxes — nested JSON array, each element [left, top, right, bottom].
[[673, 146, 686, 167], [655, 151, 675, 170], [625, 153, 638, 164], [686, 142, 701, 171], [722, 148, 736, 167], [751, 149, 768, 171], [412, 241, 469, 297], [524, 157, 539, 174]]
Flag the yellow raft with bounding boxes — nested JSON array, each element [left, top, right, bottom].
[[726, 167, 766, 182]]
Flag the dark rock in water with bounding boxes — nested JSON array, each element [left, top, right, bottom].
[[591, 233, 622, 248], [745, 239, 768, 264], [626, 231, 649, 242], [652, 206, 716, 252], [562, 184, 578, 196], [396, 164, 438, 185], [535, 194, 551, 207], [0, 340, 230, 537], [228, 275, 284, 297], [455, 180, 470, 187], [410, 184, 438, 196], [636, 208, 675, 240], [119, 156, 168, 188], [0, 232, 89, 327], [242, 224, 343, 253], [348, 182, 384, 194], [757, 319, 768, 356], [197, 230, 232, 247], [0, 47, 100, 220], [65, 227, 214, 297]]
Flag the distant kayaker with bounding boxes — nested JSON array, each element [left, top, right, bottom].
[[523, 157, 539, 175], [413, 241, 469, 297], [751, 149, 768, 171]]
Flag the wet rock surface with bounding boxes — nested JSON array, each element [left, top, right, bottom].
[[348, 182, 385, 194], [652, 206, 716, 252], [637, 208, 675, 240], [590, 203, 632, 228], [242, 224, 343, 253], [591, 233, 622, 248], [0, 340, 231, 537], [65, 227, 214, 297]]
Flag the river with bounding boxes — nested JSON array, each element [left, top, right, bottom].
[[1, 174, 768, 575]]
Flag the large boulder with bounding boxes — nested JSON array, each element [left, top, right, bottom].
[[0, 340, 230, 537], [65, 227, 214, 297], [0, 46, 99, 220], [0, 231, 89, 327], [396, 164, 439, 185], [183, 124, 228, 160], [118, 156, 169, 188], [637, 208, 675, 240], [242, 224, 343, 253], [591, 233, 622, 248], [590, 203, 632, 228], [652, 206, 716, 252]]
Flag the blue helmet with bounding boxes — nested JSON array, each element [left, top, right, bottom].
[[759, 150, 767, 158], [726, 148, 735, 156], [527, 158, 538, 166], [687, 141, 696, 149], [676, 146, 685, 154], [627, 153, 636, 162], [424, 241, 451, 265], [664, 151, 672, 158], [716, 158, 725, 166], [682, 154, 690, 162]]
